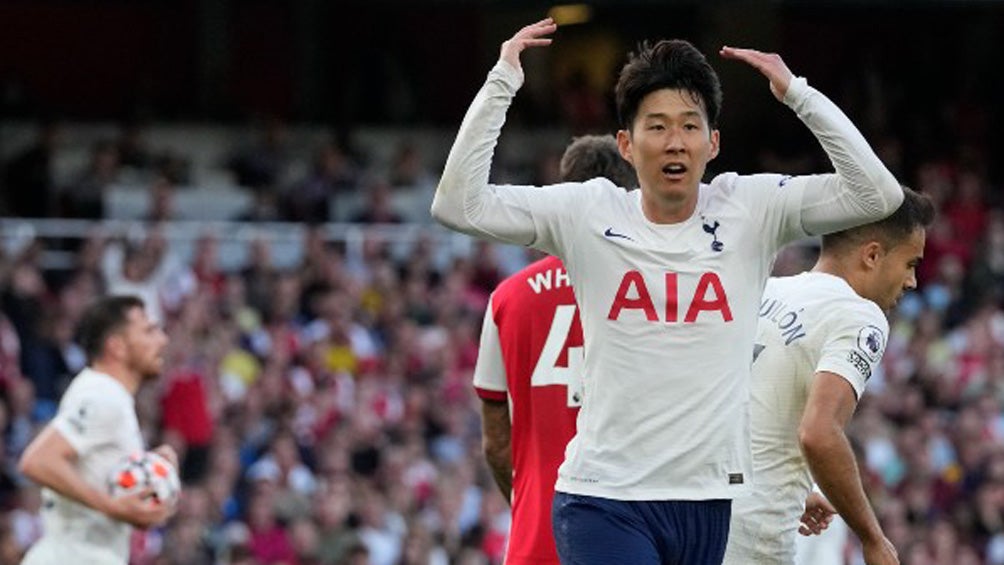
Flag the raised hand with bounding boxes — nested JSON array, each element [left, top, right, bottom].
[[720, 46, 794, 102], [500, 18, 557, 76]]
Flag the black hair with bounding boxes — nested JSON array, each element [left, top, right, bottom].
[[77, 295, 145, 364], [615, 39, 723, 131], [559, 135, 638, 189]]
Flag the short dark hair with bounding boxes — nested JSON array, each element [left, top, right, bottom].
[[821, 187, 936, 253], [77, 295, 145, 364], [559, 135, 638, 189], [615, 39, 723, 131]]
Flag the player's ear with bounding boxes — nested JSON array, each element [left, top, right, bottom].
[[861, 241, 883, 270], [617, 129, 634, 165], [106, 332, 126, 361], [709, 129, 720, 161]]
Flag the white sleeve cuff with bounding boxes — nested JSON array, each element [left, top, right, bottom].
[[494, 59, 525, 90], [783, 76, 809, 107]]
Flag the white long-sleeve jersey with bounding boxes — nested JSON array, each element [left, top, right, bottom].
[[723, 273, 885, 564], [433, 60, 901, 501]]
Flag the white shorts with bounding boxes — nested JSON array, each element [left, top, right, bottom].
[[794, 514, 848, 565], [722, 487, 801, 565], [21, 537, 127, 565]]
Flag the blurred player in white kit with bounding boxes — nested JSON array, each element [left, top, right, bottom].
[[19, 295, 176, 564]]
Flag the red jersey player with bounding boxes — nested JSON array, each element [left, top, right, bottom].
[[474, 135, 636, 564]]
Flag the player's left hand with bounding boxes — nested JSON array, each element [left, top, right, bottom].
[[719, 46, 794, 102], [798, 492, 836, 536], [152, 444, 179, 470]]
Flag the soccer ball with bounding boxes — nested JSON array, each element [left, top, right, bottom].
[[107, 451, 182, 506]]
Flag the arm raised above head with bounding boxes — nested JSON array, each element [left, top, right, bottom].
[[432, 19, 558, 245], [722, 47, 903, 235]]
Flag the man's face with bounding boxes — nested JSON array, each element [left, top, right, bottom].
[[617, 88, 719, 208], [119, 307, 168, 380], [873, 228, 926, 312]]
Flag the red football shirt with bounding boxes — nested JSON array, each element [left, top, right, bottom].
[[473, 256, 583, 564]]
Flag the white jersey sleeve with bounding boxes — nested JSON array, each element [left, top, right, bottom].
[[720, 76, 904, 252], [473, 294, 507, 396], [816, 301, 888, 399], [431, 59, 614, 256], [780, 77, 903, 235]]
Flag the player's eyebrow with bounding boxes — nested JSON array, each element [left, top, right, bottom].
[[643, 110, 703, 121]]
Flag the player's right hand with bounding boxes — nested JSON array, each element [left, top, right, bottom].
[[500, 18, 556, 76], [105, 488, 174, 529], [861, 535, 899, 565]]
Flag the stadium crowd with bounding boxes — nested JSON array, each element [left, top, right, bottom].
[[2, 51, 1004, 565]]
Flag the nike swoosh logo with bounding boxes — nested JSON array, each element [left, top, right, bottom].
[[604, 227, 635, 241], [779, 175, 792, 187]]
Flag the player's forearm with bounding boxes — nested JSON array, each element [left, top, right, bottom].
[[799, 423, 884, 544], [481, 401, 513, 503], [484, 434, 512, 502], [486, 452, 513, 503], [784, 78, 903, 228], [20, 454, 111, 516], [432, 61, 530, 243]]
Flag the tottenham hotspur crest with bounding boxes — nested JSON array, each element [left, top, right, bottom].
[[702, 217, 723, 252]]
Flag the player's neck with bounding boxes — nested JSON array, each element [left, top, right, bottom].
[[90, 360, 141, 396], [812, 257, 866, 296], [641, 191, 697, 224]]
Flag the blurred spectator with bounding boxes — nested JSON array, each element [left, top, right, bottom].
[[240, 238, 277, 319], [351, 178, 404, 224], [100, 230, 180, 324], [18, 307, 76, 414], [0, 403, 20, 509], [161, 367, 214, 483], [1, 254, 47, 354], [245, 489, 296, 564], [388, 141, 435, 191], [116, 119, 155, 170], [556, 69, 609, 134], [966, 210, 1004, 307], [944, 171, 989, 249], [285, 141, 360, 223], [63, 139, 121, 219], [314, 477, 362, 564], [237, 190, 283, 223], [145, 175, 177, 223], [228, 117, 290, 190], [189, 232, 227, 297], [2, 120, 60, 218], [0, 311, 23, 391]]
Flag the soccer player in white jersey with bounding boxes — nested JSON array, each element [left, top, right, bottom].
[[722, 187, 934, 565], [19, 295, 175, 564], [432, 18, 903, 564]]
